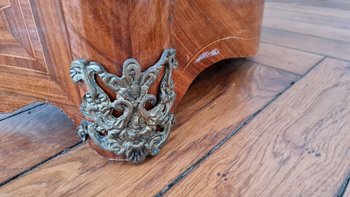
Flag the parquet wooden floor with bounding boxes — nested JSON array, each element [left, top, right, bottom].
[[0, 0, 349, 196]]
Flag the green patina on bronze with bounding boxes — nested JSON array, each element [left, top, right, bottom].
[[70, 49, 177, 164]]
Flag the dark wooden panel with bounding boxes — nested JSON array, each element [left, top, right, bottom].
[[0, 60, 299, 196], [167, 58, 350, 197], [0, 104, 79, 183]]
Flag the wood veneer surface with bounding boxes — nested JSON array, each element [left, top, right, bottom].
[[0, 0, 264, 126], [0, 0, 82, 123]]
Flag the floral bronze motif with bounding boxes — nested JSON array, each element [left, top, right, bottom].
[[70, 49, 177, 164]]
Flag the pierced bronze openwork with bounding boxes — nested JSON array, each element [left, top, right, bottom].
[[70, 49, 177, 164]]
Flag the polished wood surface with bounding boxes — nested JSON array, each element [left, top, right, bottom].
[[0, 0, 46, 72], [0, 0, 264, 160], [2, 0, 350, 196], [61, 0, 173, 75], [172, 0, 264, 105], [168, 58, 350, 196], [0, 0, 82, 123], [61, 0, 264, 107], [0, 104, 79, 183], [0, 60, 298, 196], [0, 0, 264, 121]]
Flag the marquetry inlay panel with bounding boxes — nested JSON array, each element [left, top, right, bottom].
[[0, 0, 48, 73], [0, 0, 264, 130]]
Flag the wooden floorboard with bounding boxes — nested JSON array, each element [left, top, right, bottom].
[[261, 27, 350, 61], [250, 42, 323, 75], [1, 0, 350, 195], [344, 183, 350, 197], [0, 104, 79, 183], [166, 58, 350, 197], [268, 0, 350, 11], [0, 102, 43, 121], [264, 8, 350, 29], [0, 60, 299, 196], [260, 0, 350, 62], [265, 2, 350, 19], [263, 11, 350, 43]]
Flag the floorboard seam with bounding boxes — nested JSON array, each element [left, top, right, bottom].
[[0, 141, 82, 188], [247, 59, 303, 77], [263, 26, 350, 46], [0, 103, 45, 122], [265, 6, 350, 21], [336, 171, 350, 197], [260, 39, 350, 63], [155, 56, 326, 197]]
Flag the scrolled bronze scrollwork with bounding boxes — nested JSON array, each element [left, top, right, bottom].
[[70, 49, 177, 164]]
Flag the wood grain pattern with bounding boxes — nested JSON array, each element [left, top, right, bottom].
[[0, 104, 79, 183], [58, 0, 263, 158], [0, 0, 9, 10], [61, 0, 173, 76], [344, 183, 350, 197], [268, 0, 350, 10], [263, 9, 350, 43], [59, 0, 264, 108], [0, 0, 264, 130], [261, 27, 350, 61], [0, 0, 83, 124], [265, 1, 350, 19], [0, 0, 47, 72], [250, 42, 323, 75], [0, 66, 82, 123], [264, 7, 350, 29], [172, 0, 264, 105], [0, 60, 299, 196], [2, 0, 350, 195], [167, 58, 350, 197], [0, 102, 42, 120], [260, 0, 350, 61]]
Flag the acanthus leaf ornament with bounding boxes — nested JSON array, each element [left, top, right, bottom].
[[70, 49, 177, 164]]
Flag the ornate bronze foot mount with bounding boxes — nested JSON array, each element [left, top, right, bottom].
[[69, 49, 177, 164]]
